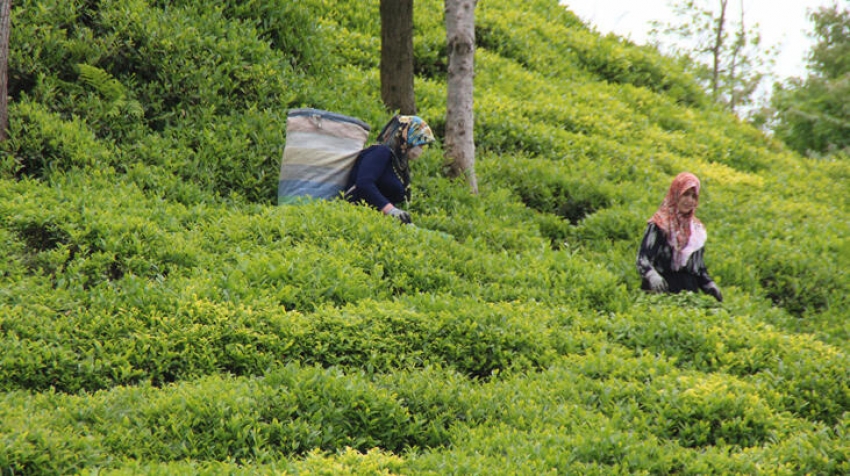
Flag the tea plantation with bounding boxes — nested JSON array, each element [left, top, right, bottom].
[[1, 0, 847, 474]]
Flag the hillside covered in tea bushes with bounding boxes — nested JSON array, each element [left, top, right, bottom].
[[1, 0, 847, 474]]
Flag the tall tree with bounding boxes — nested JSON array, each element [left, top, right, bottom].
[[770, 3, 850, 156], [380, 0, 417, 115], [649, 0, 773, 115], [443, 0, 478, 194], [0, 0, 10, 141], [808, 2, 850, 80]]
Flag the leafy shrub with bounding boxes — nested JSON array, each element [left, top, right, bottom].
[[595, 300, 849, 424], [484, 154, 613, 223], [477, 0, 705, 106], [647, 373, 781, 448], [2, 99, 115, 179], [756, 238, 842, 316], [218, 0, 334, 72], [9, 0, 99, 98], [0, 365, 458, 473], [96, 0, 293, 127], [412, 0, 449, 79]]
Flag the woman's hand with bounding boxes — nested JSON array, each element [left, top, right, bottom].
[[704, 281, 723, 302], [646, 269, 668, 292], [386, 206, 412, 224]]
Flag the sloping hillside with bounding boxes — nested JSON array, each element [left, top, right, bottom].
[[1, 0, 847, 474]]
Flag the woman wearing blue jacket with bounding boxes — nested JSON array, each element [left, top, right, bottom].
[[345, 115, 436, 224]]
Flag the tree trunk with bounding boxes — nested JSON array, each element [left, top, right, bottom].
[[0, 0, 11, 141], [380, 0, 417, 115], [444, 0, 478, 194], [727, 1, 745, 110], [711, 0, 728, 102]]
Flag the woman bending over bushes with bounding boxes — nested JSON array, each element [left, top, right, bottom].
[[345, 115, 436, 224], [637, 172, 723, 302]]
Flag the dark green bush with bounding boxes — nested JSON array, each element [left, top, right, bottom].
[[2, 100, 116, 179]]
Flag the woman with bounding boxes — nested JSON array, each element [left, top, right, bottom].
[[345, 115, 436, 224], [636, 172, 723, 301]]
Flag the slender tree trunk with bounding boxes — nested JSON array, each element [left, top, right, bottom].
[[444, 0, 478, 194], [380, 0, 417, 115], [711, 0, 728, 101], [0, 0, 11, 141], [727, 1, 745, 110]]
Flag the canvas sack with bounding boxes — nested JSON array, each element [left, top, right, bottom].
[[278, 108, 371, 204]]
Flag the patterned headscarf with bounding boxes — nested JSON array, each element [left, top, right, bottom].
[[649, 172, 707, 270], [375, 115, 436, 196]]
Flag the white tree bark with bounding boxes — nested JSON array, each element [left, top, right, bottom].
[[444, 0, 478, 194]]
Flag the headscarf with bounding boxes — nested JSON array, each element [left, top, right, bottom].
[[375, 115, 436, 198], [649, 172, 707, 270]]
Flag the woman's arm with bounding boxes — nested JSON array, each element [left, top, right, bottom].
[[637, 223, 669, 291], [692, 247, 723, 301], [636, 223, 664, 278], [690, 248, 714, 287], [352, 146, 394, 210]]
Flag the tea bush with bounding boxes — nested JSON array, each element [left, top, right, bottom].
[[10, 0, 97, 98], [477, 0, 704, 105], [647, 373, 781, 448], [0, 365, 462, 472], [592, 298, 849, 424], [3, 99, 116, 179], [215, 0, 333, 72]]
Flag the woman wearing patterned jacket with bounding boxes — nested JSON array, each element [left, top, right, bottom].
[[636, 172, 723, 302]]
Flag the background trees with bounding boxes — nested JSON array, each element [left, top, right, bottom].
[[379, 0, 478, 193], [649, 0, 775, 115], [769, 2, 850, 157]]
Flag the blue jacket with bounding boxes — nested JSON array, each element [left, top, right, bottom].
[[345, 145, 407, 210]]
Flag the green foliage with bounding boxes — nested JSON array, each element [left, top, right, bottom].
[[1, 0, 848, 474], [76, 64, 143, 118], [95, 0, 295, 122], [2, 98, 116, 179], [9, 0, 96, 97], [217, 0, 335, 73], [807, 3, 850, 80], [0, 365, 454, 471], [477, 0, 704, 106], [770, 4, 850, 156], [771, 75, 850, 156]]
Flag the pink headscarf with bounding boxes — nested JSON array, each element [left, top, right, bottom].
[[649, 172, 707, 270]]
